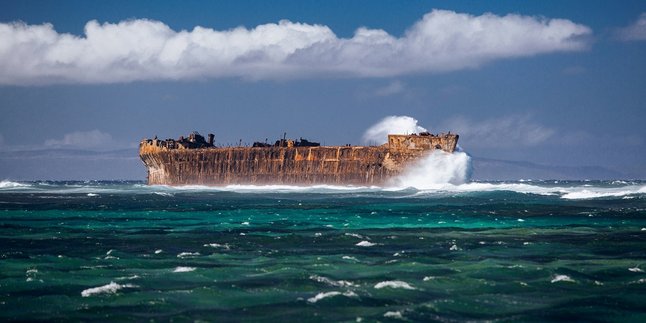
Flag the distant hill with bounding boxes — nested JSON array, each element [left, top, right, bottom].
[[0, 148, 145, 181], [471, 156, 628, 180]]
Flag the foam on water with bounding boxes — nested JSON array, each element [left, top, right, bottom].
[[309, 275, 355, 287], [204, 243, 230, 250], [173, 267, 196, 273], [561, 186, 646, 199], [374, 281, 416, 290], [394, 150, 472, 188], [551, 275, 575, 283], [177, 252, 200, 258], [0, 177, 644, 201], [149, 180, 646, 200], [0, 180, 30, 189], [356, 241, 376, 247], [81, 282, 136, 297], [307, 291, 357, 303], [384, 311, 404, 319]]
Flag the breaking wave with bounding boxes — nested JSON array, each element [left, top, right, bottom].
[[81, 281, 137, 297], [307, 291, 358, 303], [0, 180, 644, 200], [393, 150, 472, 188], [0, 180, 30, 189], [560, 186, 646, 199], [374, 280, 416, 290]]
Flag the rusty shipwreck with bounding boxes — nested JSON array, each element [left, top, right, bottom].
[[139, 131, 459, 186]]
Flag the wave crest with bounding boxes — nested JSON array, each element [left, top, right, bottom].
[[393, 151, 472, 188], [0, 180, 30, 189]]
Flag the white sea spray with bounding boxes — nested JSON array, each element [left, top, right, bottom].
[[177, 252, 200, 258], [81, 282, 137, 297], [356, 241, 376, 247], [551, 275, 576, 283], [374, 281, 416, 290], [394, 150, 472, 188], [362, 115, 427, 144], [173, 267, 196, 273], [307, 291, 357, 303], [309, 275, 355, 287]]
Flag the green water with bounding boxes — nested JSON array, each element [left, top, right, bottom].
[[1, 180, 645, 321]]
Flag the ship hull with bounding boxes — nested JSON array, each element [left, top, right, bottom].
[[139, 133, 458, 186], [140, 146, 428, 186]]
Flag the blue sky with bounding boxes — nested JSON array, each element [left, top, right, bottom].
[[0, 1, 645, 180]]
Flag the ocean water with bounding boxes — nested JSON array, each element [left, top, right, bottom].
[[1, 179, 646, 321]]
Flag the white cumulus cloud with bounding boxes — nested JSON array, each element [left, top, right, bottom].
[[442, 115, 555, 148], [617, 12, 646, 41], [44, 130, 115, 149], [0, 10, 591, 85]]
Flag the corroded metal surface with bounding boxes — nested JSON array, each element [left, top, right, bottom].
[[139, 133, 458, 186]]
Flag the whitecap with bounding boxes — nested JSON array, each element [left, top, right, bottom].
[[87, 193, 98, 197], [374, 280, 416, 290], [356, 241, 376, 247], [177, 252, 200, 258], [561, 185, 646, 200], [0, 180, 30, 189], [307, 291, 341, 303], [309, 275, 355, 287], [449, 244, 459, 251], [173, 266, 196, 273], [550, 275, 575, 283], [203, 243, 230, 250], [81, 281, 136, 297], [307, 291, 357, 303], [383, 311, 404, 319], [628, 267, 643, 273]]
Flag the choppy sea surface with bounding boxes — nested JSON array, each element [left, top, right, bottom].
[[1, 179, 645, 321]]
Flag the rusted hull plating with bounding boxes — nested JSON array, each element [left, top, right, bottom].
[[139, 134, 458, 186]]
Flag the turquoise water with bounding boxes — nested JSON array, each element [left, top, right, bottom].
[[1, 180, 645, 321]]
